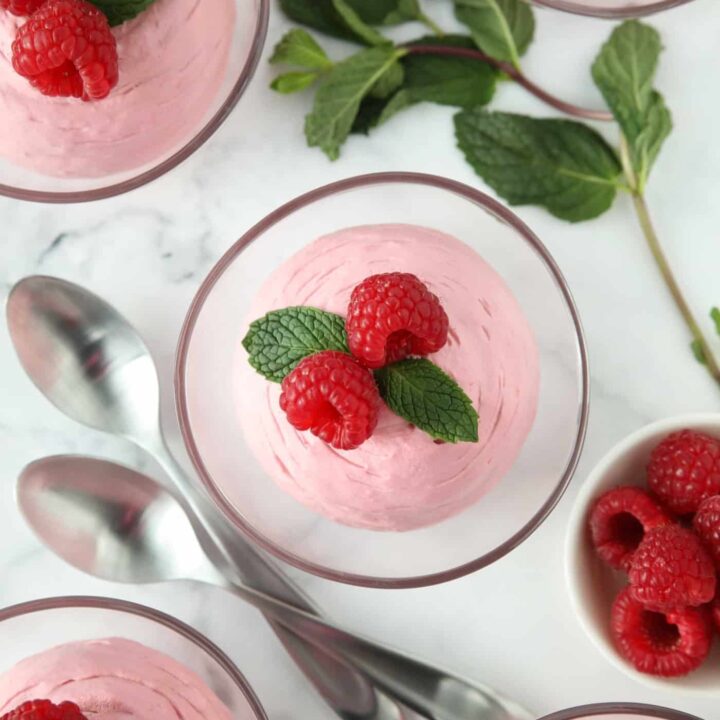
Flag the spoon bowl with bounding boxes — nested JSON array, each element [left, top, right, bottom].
[[18, 456, 211, 586], [7, 276, 160, 442]]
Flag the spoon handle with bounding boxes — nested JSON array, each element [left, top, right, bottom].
[[217, 576, 532, 720], [147, 439, 403, 720]]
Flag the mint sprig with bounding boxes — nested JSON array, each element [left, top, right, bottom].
[[88, 0, 157, 26], [242, 307, 349, 382], [376, 359, 479, 443], [592, 20, 672, 192], [272, 2, 720, 388]]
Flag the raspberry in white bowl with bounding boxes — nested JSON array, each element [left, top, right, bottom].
[[0, 638, 238, 720], [237, 223, 540, 531], [0, 0, 236, 178]]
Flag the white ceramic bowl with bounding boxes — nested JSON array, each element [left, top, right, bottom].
[[565, 413, 720, 694]]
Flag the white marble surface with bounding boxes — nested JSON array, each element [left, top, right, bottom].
[[0, 1, 718, 718]]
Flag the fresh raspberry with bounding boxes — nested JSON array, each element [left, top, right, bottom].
[[346, 273, 449, 369], [711, 593, 720, 635], [0, 0, 46, 16], [611, 587, 713, 677], [12, 0, 118, 102], [279, 350, 380, 450], [0, 699, 88, 720], [629, 525, 716, 611], [693, 496, 720, 569], [647, 430, 720, 515], [589, 486, 672, 571]]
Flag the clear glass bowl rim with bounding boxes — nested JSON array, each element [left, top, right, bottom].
[[174, 171, 591, 589], [531, 0, 693, 18], [0, 0, 269, 204], [0, 595, 268, 719], [538, 703, 702, 720]]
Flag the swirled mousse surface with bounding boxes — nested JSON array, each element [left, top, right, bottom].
[[237, 224, 540, 531], [0, 638, 236, 720], [0, 0, 235, 178]]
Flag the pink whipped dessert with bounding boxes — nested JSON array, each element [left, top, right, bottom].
[[238, 224, 540, 531], [0, 638, 236, 719], [0, 0, 235, 178]]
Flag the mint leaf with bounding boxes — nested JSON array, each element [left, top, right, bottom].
[[592, 20, 672, 191], [350, 0, 421, 25], [332, 0, 390, 46], [370, 60, 405, 98], [691, 339, 707, 366], [454, 0, 535, 69], [242, 307, 349, 382], [455, 110, 623, 222], [88, 0, 156, 25], [352, 90, 413, 134], [279, 0, 358, 41], [306, 46, 406, 159], [279, 0, 419, 43], [711, 307, 720, 336], [375, 359, 479, 443], [270, 29, 333, 71], [404, 35, 497, 108], [272, 72, 319, 94], [352, 36, 497, 135]]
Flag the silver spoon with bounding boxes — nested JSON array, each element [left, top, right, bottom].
[[7, 275, 532, 720], [6, 275, 401, 720], [18, 455, 533, 720]]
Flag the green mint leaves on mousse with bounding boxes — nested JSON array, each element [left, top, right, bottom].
[[375, 359, 479, 443], [88, 0, 157, 26], [242, 307, 348, 383], [242, 307, 479, 445], [271, 0, 720, 389]]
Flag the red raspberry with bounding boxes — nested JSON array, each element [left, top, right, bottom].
[[12, 0, 118, 102], [0, 699, 88, 720], [647, 430, 720, 515], [611, 587, 713, 677], [629, 525, 716, 611], [346, 273, 449, 369], [0, 0, 45, 16], [693, 496, 720, 569], [711, 593, 720, 635], [589, 486, 672, 571], [279, 350, 380, 450]]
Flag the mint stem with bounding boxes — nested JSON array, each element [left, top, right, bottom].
[[405, 44, 613, 123], [418, 12, 444, 38], [618, 135, 720, 384]]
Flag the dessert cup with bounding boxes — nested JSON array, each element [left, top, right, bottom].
[[531, 0, 694, 18], [539, 703, 702, 720], [176, 172, 590, 588], [0, 0, 268, 203], [566, 413, 720, 694], [0, 596, 267, 719]]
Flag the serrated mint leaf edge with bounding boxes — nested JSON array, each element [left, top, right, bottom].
[[375, 358, 479, 443], [242, 307, 349, 382]]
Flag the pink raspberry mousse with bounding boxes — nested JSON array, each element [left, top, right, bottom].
[[0, 0, 235, 178], [0, 638, 237, 720], [237, 224, 540, 531]]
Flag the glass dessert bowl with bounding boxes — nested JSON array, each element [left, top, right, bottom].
[[176, 172, 589, 588], [0, 596, 267, 719], [539, 704, 702, 720], [0, 0, 268, 203], [531, 0, 694, 18]]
